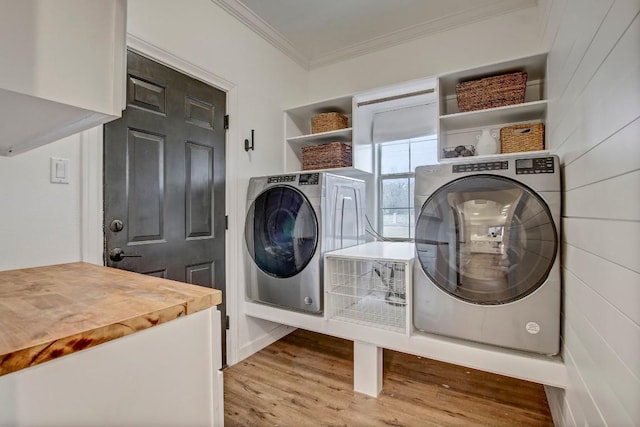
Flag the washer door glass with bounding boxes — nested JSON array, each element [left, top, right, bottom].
[[245, 186, 318, 278], [416, 175, 557, 304]]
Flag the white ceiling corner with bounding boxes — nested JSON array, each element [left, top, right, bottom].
[[211, 0, 312, 69], [308, 0, 538, 68], [212, 0, 538, 70]]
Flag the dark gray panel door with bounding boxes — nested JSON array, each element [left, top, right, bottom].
[[104, 51, 227, 365]]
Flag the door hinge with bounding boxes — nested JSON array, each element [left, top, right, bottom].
[[225, 315, 230, 330], [223, 115, 229, 130], [225, 215, 229, 230]]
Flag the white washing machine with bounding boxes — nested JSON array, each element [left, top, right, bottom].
[[413, 154, 561, 355], [244, 172, 366, 314]]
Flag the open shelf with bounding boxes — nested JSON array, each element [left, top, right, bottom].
[[284, 95, 373, 174], [437, 53, 548, 160], [286, 127, 353, 145], [286, 128, 354, 169], [439, 100, 547, 132]]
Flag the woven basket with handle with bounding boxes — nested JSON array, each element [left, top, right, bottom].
[[500, 122, 545, 153]]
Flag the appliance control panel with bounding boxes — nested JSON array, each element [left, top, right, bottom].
[[299, 173, 320, 185], [452, 161, 508, 173], [515, 157, 555, 174], [267, 175, 296, 183]]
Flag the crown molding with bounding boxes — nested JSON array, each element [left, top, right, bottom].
[[212, 0, 536, 70], [211, 0, 311, 69], [127, 33, 237, 90], [310, 0, 537, 68]]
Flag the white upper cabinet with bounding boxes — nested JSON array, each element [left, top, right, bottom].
[[0, 0, 126, 156], [437, 53, 548, 160]]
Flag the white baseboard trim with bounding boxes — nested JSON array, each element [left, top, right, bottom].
[[545, 385, 566, 427], [236, 324, 297, 363]]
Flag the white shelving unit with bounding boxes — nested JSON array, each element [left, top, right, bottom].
[[252, 55, 568, 393], [243, 242, 565, 390], [437, 53, 548, 161], [284, 95, 372, 175], [325, 242, 414, 334]]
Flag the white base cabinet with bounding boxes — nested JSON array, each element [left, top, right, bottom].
[[0, 0, 126, 156], [0, 308, 223, 427]]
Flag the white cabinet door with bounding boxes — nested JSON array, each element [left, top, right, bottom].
[[0, 0, 126, 156], [0, 308, 223, 427]]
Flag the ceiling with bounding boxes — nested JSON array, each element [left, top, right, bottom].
[[213, 0, 537, 69]]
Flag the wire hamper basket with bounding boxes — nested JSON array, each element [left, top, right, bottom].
[[324, 243, 413, 333]]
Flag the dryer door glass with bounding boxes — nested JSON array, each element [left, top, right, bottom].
[[415, 175, 557, 304], [245, 186, 318, 278]]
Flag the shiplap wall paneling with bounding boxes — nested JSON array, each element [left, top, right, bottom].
[[564, 171, 640, 220], [564, 268, 639, 424], [549, 1, 640, 159], [563, 117, 639, 191], [544, 0, 640, 425], [564, 243, 640, 327]]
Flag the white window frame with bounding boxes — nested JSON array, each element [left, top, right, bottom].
[[377, 135, 438, 241]]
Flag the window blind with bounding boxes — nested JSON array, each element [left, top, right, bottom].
[[372, 102, 437, 144]]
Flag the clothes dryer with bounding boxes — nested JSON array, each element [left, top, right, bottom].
[[413, 155, 561, 354], [245, 172, 365, 314]]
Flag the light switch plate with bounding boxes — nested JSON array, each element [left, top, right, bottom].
[[50, 157, 69, 184]]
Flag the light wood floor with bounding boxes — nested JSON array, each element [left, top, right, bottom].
[[224, 329, 554, 426]]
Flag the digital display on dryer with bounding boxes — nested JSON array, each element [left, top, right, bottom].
[[517, 159, 533, 169], [299, 173, 319, 185], [516, 157, 555, 174]]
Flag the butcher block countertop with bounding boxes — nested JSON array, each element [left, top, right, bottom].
[[0, 262, 222, 377]]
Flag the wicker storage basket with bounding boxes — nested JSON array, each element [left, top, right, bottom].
[[302, 142, 352, 170], [456, 71, 527, 112], [311, 112, 348, 134], [500, 122, 545, 153]]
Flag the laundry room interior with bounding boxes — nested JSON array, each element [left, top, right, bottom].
[[0, 1, 638, 426]]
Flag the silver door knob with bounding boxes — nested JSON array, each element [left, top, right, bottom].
[[109, 219, 124, 232]]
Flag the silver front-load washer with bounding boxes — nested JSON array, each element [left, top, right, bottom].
[[413, 154, 561, 355], [244, 172, 365, 314]]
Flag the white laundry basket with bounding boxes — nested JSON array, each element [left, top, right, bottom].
[[324, 242, 414, 333]]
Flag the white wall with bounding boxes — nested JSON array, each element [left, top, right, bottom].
[[308, 6, 543, 101], [541, 0, 640, 425], [0, 135, 82, 270]]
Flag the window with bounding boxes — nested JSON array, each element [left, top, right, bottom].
[[356, 82, 437, 240], [378, 135, 438, 239]]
